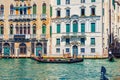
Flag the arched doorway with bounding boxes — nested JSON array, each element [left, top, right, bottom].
[[36, 43, 42, 56], [4, 43, 10, 56], [19, 43, 26, 54], [72, 45, 78, 56]]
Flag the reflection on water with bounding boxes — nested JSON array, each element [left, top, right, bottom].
[[0, 59, 119, 80]]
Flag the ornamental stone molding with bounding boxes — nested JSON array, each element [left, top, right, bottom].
[[52, 16, 100, 24]]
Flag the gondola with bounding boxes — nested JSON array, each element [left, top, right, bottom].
[[32, 57, 83, 63], [108, 56, 114, 62]]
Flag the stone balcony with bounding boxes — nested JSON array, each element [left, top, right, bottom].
[[40, 34, 46, 39], [40, 14, 47, 20], [8, 14, 37, 21], [0, 35, 4, 40], [9, 35, 14, 40], [62, 32, 86, 38], [0, 15, 4, 21], [31, 34, 36, 39]]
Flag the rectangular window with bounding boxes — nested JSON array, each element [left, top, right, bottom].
[[102, 8, 104, 16], [91, 48, 95, 53], [91, 38, 95, 45], [81, 38, 85, 45], [91, 23, 95, 32], [81, 23, 85, 32], [91, 8, 95, 15], [57, 0, 61, 5], [66, 9, 70, 17], [57, 10, 61, 17], [66, 0, 70, 4], [66, 48, 70, 52], [50, 6, 52, 17], [81, 8, 85, 16], [57, 24, 61, 33], [91, 0, 95, 2], [10, 27, 13, 34], [50, 26, 52, 37], [1, 27, 3, 34], [81, 48, 85, 53], [66, 24, 70, 33], [56, 48, 60, 53], [81, 0, 85, 3], [66, 38, 70, 45], [56, 38, 60, 45]]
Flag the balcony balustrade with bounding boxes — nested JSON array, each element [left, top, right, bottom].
[[9, 35, 14, 39], [0, 35, 4, 39], [31, 34, 36, 39], [40, 34, 46, 39], [40, 14, 47, 20], [9, 14, 37, 20], [0, 15, 4, 21]]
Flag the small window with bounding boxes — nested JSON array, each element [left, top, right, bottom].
[[81, 38, 85, 45], [81, 0, 85, 3], [66, 48, 70, 52], [66, 38, 70, 45], [91, 23, 95, 32], [91, 8, 95, 16], [91, 38, 95, 45], [56, 48, 60, 53], [81, 8, 85, 16], [57, 24, 61, 33], [66, 24, 70, 33], [81, 48, 85, 53], [56, 38, 60, 45], [57, 10, 61, 17], [66, 9, 70, 17], [66, 0, 70, 4], [91, 48, 95, 53], [91, 0, 95, 2], [57, 0, 61, 5]]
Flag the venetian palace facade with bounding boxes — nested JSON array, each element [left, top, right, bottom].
[[0, 0, 51, 57], [0, 0, 118, 58]]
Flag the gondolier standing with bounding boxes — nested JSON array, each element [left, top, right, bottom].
[[38, 50, 41, 59]]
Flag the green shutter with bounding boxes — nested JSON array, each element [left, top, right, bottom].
[[91, 0, 95, 2], [56, 38, 60, 45], [10, 27, 13, 34], [112, 0, 115, 9], [50, 6, 52, 17], [66, 24, 70, 33], [1, 27, 3, 34], [57, 0, 61, 5], [57, 24, 60, 33], [91, 23, 95, 32], [50, 26, 52, 37], [42, 5, 46, 14], [0, 27, 1, 34], [81, 23, 85, 33], [91, 38, 95, 45], [73, 23, 78, 32], [33, 26, 36, 34], [33, 5, 36, 14], [42, 25, 46, 34]]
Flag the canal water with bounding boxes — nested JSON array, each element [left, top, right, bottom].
[[0, 59, 119, 80]]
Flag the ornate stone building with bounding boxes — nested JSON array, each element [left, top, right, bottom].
[[50, 0, 108, 57], [0, 0, 51, 57]]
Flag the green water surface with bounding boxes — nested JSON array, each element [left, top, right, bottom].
[[0, 59, 119, 80]]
